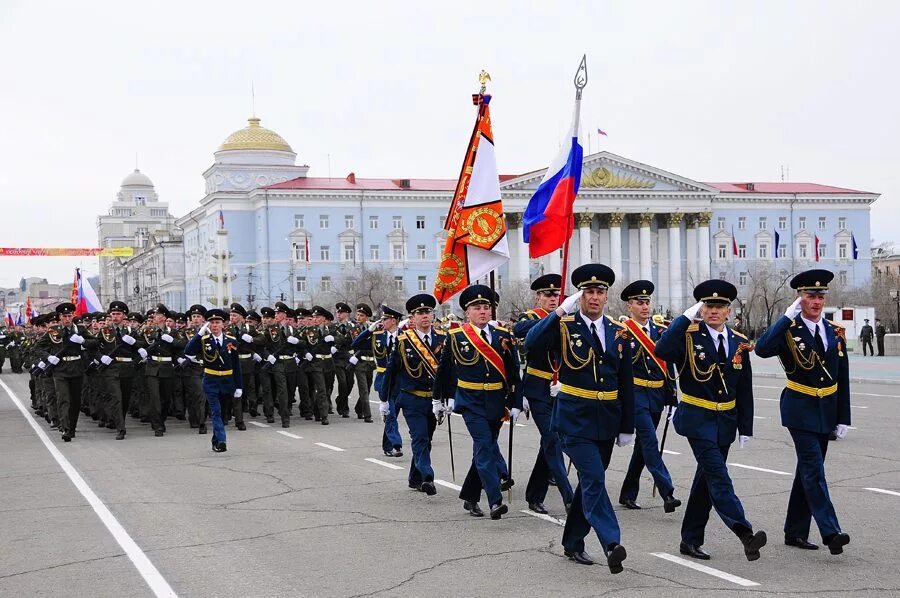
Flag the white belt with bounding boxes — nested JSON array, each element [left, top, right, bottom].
[[239, 353, 253, 359], [115, 357, 133, 362], [151, 356, 172, 362], [316, 355, 332, 360], [62, 355, 82, 362], [359, 355, 375, 361], [278, 355, 294, 360]]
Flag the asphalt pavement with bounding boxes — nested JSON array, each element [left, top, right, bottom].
[[1, 360, 899, 597]]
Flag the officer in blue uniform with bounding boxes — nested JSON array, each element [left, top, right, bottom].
[[435, 285, 522, 520], [382, 294, 444, 495], [184, 309, 243, 453], [754, 269, 851, 555], [352, 305, 404, 458], [525, 264, 634, 574], [617, 280, 681, 513], [513, 273, 575, 516], [654, 279, 767, 562]]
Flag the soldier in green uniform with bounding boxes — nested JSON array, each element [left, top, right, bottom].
[[140, 304, 185, 437], [181, 305, 208, 433], [96, 302, 142, 439], [262, 302, 301, 428], [245, 310, 264, 417], [321, 308, 338, 413], [8, 324, 26, 373], [305, 306, 335, 425], [351, 303, 375, 423], [229, 302, 261, 429], [332, 302, 356, 418]]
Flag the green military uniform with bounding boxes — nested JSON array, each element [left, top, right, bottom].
[[332, 303, 357, 417], [141, 304, 185, 437], [351, 303, 375, 422], [182, 305, 208, 433]]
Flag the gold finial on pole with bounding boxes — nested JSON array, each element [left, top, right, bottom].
[[478, 70, 491, 94]]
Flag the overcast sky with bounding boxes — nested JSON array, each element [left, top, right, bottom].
[[1, 0, 896, 288]]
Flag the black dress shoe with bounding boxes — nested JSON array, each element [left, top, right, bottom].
[[321, 418, 329, 425], [606, 543, 627, 574], [785, 536, 819, 550], [679, 542, 711, 560], [563, 549, 594, 565], [490, 503, 508, 520], [408, 481, 420, 490], [282, 420, 290, 428], [198, 424, 207, 434], [304, 415, 313, 421], [420, 481, 437, 496], [528, 502, 549, 515], [98, 420, 106, 427], [236, 422, 247, 431], [464, 501, 484, 517], [212, 442, 227, 453], [154, 429, 164, 437], [740, 530, 767, 561], [115, 430, 126, 440], [619, 498, 641, 510], [341, 413, 350, 418], [62, 433, 72, 442], [826, 532, 850, 555], [500, 477, 515, 491], [266, 416, 276, 423], [663, 495, 682, 513], [364, 417, 373, 423], [249, 409, 258, 417]]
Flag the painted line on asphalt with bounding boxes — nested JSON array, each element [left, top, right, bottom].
[[662, 449, 681, 456], [435, 479, 462, 491], [248, 421, 270, 428], [756, 398, 778, 402], [519, 509, 565, 526], [851, 405, 868, 409], [651, 552, 759, 587], [365, 457, 404, 470], [0, 378, 178, 598], [753, 416, 767, 420], [854, 391, 900, 398], [864, 487, 900, 498], [753, 385, 781, 390], [276, 431, 302, 439], [728, 463, 791, 476], [315, 442, 345, 452]]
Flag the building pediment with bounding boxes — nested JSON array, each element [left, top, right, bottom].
[[501, 151, 718, 194], [713, 229, 733, 240], [288, 227, 310, 238], [338, 228, 362, 240]]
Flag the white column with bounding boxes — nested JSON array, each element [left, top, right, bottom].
[[638, 213, 653, 281], [608, 212, 625, 279], [697, 211, 711, 280], [667, 213, 683, 312], [577, 212, 593, 266], [685, 215, 698, 289], [549, 247, 562, 274], [507, 213, 529, 283]]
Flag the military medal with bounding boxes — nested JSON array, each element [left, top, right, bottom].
[[732, 351, 742, 370]]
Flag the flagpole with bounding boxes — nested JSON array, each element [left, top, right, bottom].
[[559, 55, 588, 300]]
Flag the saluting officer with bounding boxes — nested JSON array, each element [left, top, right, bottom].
[[383, 294, 444, 495], [513, 273, 575, 516], [617, 280, 681, 513], [184, 309, 242, 453], [524, 264, 634, 574], [654, 280, 767, 562], [754, 269, 851, 555]]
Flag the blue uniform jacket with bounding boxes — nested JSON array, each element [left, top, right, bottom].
[[382, 328, 445, 411], [184, 332, 243, 390], [628, 319, 678, 413], [434, 324, 523, 421], [525, 311, 635, 441], [513, 310, 556, 401], [754, 314, 851, 434], [352, 328, 395, 397], [654, 316, 752, 444]]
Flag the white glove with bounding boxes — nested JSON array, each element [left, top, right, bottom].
[[349, 355, 359, 365], [0, 334, 5, 339], [305, 352, 314, 362], [189, 356, 203, 364], [233, 389, 243, 398], [138, 348, 148, 359], [399, 318, 409, 330], [121, 334, 136, 345], [242, 333, 253, 343], [488, 320, 499, 328], [380, 401, 390, 421], [100, 355, 113, 366], [330, 346, 338, 355], [739, 435, 750, 448], [368, 322, 380, 332], [38, 360, 47, 369], [47, 355, 60, 365], [7, 342, 14, 347], [431, 399, 443, 416], [177, 357, 186, 365], [835, 424, 849, 439], [556, 290, 584, 316], [198, 323, 210, 336], [509, 407, 522, 423], [160, 333, 174, 343], [683, 301, 704, 320], [267, 355, 277, 364], [785, 297, 802, 319], [522, 397, 530, 413], [447, 398, 455, 413], [667, 406, 677, 421], [550, 382, 561, 397], [616, 433, 634, 447], [324, 334, 335, 343], [69, 333, 84, 344], [295, 357, 300, 365], [287, 335, 300, 345], [253, 353, 262, 363]]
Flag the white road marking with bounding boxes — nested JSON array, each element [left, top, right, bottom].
[[315, 442, 345, 452], [756, 398, 778, 402], [276, 431, 302, 439], [365, 458, 403, 470], [753, 416, 767, 420], [854, 391, 900, 398], [753, 385, 781, 389], [662, 450, 681, 456], [851, 405, 868, 409], [0, 379, 178, 598], [651, 552, 759, 587], [248, 421, 270, 428], [435, 479, 462, 491], [519, 509, 565, 526], [864, 487, 900, 498], [728, 463, 791, 476]]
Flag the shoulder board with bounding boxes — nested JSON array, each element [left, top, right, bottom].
[[494, 326, 509, 333], [201, 334, 211, 340], [561, 316, 575, 322], [654, 323, 669, 330], [686, 323, 700, 333], [731, 329, 748, 340], [449, 328, 466, 335], [826, 319, 844, 330], [434, 330, 446, 336], [224, 334, 236, 340], [605, 316, 625, 328]]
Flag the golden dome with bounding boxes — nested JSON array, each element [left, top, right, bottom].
[[218, 117, 293, 152]]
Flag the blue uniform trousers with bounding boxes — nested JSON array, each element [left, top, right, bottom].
[[620, 403, 675, 500], [202, 378, 230, 445], [525, 397, 574, 506], [560, 436, 619, 555], [459, 412, 505, 506], [785, 428, 841, 540], [381, 397, 403, 452], [682, 438, 752, 545], [398, 395, 436, 485]]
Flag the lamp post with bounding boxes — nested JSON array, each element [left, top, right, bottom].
[[891, 289, 900, 333]]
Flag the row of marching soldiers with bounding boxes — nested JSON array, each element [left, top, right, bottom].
[[376, 263, 851, 576]]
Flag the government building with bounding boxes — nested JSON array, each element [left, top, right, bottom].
[[100, 115, 879, 318]]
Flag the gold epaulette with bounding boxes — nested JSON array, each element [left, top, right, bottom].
[[731, 328, 748, 340], [606, 316, 625, 328], [449, 328, 466, 335], [201, 333, 211, 340], [224, 334, 236, 340], [434, 330, 446, 336], [494, 326, 509, 333], [826, 319, 844, 331], [686, 322, 700, 333]]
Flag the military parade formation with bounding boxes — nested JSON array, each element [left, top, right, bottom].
[[0, 265, 854, 575]]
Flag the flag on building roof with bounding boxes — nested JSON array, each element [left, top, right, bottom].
[[218, 210, 225, 230], [814, 234, 821, 262], [597, 128, 607, 136], [434, 94, 509, 304], [851, 232, 859, 260], [73, 268, 102, 316]]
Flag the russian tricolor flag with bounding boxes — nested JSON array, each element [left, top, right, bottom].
[[523, 111, 584, 258], [74, 268, 102, 316]]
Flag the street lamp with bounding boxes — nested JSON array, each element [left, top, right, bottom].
[[890, 290, 900, 333]]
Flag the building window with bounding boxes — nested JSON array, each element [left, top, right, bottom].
[[818, 243, 826, 259], [294, 214, 304, 229], [839, 243, 848, 259], [394, 276, 404, 291], [417, 276, 427, 291], [838, 217, 846, 230], [343, 243, 356, 262], [295, 276, 307, 293], [758, 243, 768, 259], [759, 217, 767, 230], [392, 216, 402, 230], [738, 217, 746, 230], [739, 271, 747, 286], [320, 245, 330, 261], [369, 215, 378, 230], [320, 215, 329, 229], [417, 244, 426, 260], [839, 270, 848, 285], [134, 196, 146, 206], [392, 242, 404, 261], [292, 241, 307, 262], [818, 217, 827, 230], [717, 243, 728, 260], [416, 216, 426, 229], [345, 215, 355, 230], [778, 216, 787, 230], [320, 276, 332, 292], [370, 245, 379, 260], [738, 244, 747, 259], [778, 244, 786, 258], [717, 217, 726, 230], [799, 243, 809, 259], [799, 217, 807, 230], [440, 215, 447, 229]]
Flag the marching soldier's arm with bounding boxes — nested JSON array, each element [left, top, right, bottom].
[[80, 326, 100, 351], [512, 314, 540, 340], [171, 330, 187, 352], [335, 327, 353, 351], [736, 351, 754, 437], [836, 339, 851, 426], [618, 338, 636, 435], [433, 334, 457, 402], [183, 333, 202, 358], [350, 328, 372, 351], [381, 339, 401, 401], [653, 315, 690, 366], [230, 345, 243, 389], [754, 315, 792, 358], [34, 331, 52, 361], [524, 311, 561, 352]]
